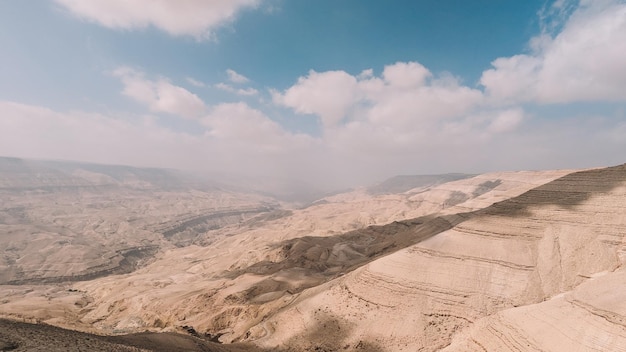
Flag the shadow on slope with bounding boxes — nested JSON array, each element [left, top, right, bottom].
[[0, 315, 383, 352], [0, 318, 255, 352], [110, 163, 625, 351], [0, 318, 145, 352], [221, 164, 626, 310], [483, 163, 626, 217], [222, 213, 472, 302], [259, 312, 385, 352]]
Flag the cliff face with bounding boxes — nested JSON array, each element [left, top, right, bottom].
[[251, 165, 626, 351]]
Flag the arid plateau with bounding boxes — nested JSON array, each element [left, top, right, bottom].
[[1, 156, 626, 351]]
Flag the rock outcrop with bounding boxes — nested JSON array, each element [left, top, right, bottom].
[[4, 168, 571, 341], [252, 165, 626, 351], [4, 161, 625, 352]]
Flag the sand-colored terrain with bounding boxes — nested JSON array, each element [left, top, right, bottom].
[[2, 157, 626, 351], [250, 165, 626, 351], [0, 157, 275, 286]]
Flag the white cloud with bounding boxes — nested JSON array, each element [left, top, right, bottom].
[[270, 62, 537, 182], [358, 69, 373, 79], [435, 108, 522, 139], [361, 72, 484, 130], [54, 0, 260, 40], [0, 100, 320, 185], [382, 61, 431, 88], [273, 63, 484, 132], [226, 69, 250, 84], [186, 77, 206, 88], [537, 0, 578, 37], [237, 87, 260, 96], [272, 70, 359, 128], [6, 0, 626, 191], [0, 101, 198, 169], [202, 102, 306, 151], [114, 67, 206, 119], [481, 0, 626, 104], [487, 108, 526, 133], [215, 83, 259, 96], [479, 55, 541, 104], [215, 82, 233, 92], [1, 96, 624, 191]]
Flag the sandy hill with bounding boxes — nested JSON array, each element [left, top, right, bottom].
[[1, 162, 625, 351]]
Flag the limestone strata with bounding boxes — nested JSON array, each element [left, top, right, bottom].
[[28, 169, 571, 339], [443, 268, 626, 352], [0, 165, 596, 350], [252, 165, 626, 351]]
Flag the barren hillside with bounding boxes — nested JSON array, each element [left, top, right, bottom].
[[0, 158, 276, 286], [251, 165, 626, 351], [1, 160, 625, 351]]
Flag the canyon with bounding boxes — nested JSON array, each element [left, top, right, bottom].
[[1, 157, 625, 351]]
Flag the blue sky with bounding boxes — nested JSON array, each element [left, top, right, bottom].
[[1, 0, 626, 189]]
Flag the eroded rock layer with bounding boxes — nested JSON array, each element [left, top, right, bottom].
[[10, 169, 566, 340], [252, 165, 626, 351], [4, 163, 622, 352]]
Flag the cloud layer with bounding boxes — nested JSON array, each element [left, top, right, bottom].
[[2, 0, 626, 192], [54, 0, 260, 39], [481, 0, 626, 104], [272, 62, 498, 142], [114, 67, 206, 119]]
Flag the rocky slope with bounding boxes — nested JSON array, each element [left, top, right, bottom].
[[0, 168, 571, 340], [3, 160, 624, 351], [250, 165, 626, 351]]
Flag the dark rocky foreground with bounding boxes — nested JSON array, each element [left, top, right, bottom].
[[0, 319, 259, 352], [0, 319, 384, 352]]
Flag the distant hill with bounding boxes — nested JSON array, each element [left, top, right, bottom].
[[0, 157, 334, 203], [367, 173, 474, 195], [0, 156, 217, 192], [0, 156, 277, 286]]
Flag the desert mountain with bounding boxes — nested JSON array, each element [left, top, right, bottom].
[[1, 159, 625, 351]]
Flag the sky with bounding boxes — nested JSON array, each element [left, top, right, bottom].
[[1, 0, 626, 190]]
